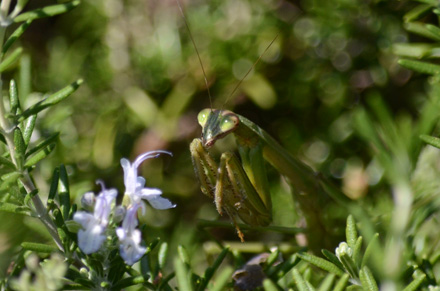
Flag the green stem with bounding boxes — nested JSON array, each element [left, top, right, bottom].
[[0, 26, 64, 252], [20, 173, 65, 252]]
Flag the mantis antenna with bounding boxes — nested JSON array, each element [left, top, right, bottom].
[[174, 0, 213, 111], [221, 34, 279, 111], [175, 0, 279, 111]]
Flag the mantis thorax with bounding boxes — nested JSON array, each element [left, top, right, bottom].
[[197, 109, 240, 148]]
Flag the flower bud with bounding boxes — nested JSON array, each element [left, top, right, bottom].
[[335, 242, 352, 260], [81, 192, 96, 211]]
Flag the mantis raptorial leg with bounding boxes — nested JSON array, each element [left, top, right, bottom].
[[191, 137, 271, 242]]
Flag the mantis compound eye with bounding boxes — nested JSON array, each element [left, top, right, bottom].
[[220, 113, 239, 133], [197, 108, 211, 127]]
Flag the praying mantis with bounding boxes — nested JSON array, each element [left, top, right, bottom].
[[190, 109, 349, 250], [178, 1, 350, 250]]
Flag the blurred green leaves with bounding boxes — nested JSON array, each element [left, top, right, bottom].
[[0, 0, 440, 289]]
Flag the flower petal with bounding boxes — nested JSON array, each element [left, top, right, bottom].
[[120, 158, 131, 182], [118, 229, 146, 265], [140, 187, 162, 197], [116, 227, 126, 241], [141, 190, 176, 209], [132, 150, 172, 170], [136, 177, 146, 191], [73, 212, 94, 229], [121, 158, 136, 194], [94, 188, 117, 225], [77, 225, 106, 254]]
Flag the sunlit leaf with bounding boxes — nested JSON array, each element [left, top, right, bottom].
[[346, 215, 357, 248], [25, 133, 59, 158], [398, 59, 440, 75], [9, 79, 19, 114], [19, 79, 83, 121], [402, 273, 426, 291], [22, 115, 37, 147], [2, 20, 32, 55], [298, 253, 345, 276], [359, 266, 378, 291], [21, 242, 58, 253], [13, 1, 81, 23], [13, 127, 25, 170], [392, 43, 436, 59], [420, 134, 440, 149], [404, 22, 440, 41], [24, 144, 55, 168]]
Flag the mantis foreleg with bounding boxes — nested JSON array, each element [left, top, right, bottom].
[[191, 138, 271, 241]]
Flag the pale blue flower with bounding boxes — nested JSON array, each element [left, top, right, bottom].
[[116, 151, 175, 265], [116, 203, 146, 265], [74, 181, 117, 254], [120, 151, 175, 210]]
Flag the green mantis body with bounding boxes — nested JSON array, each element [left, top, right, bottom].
[[179, 0, 347, 249], [191, 108, 347, 249]]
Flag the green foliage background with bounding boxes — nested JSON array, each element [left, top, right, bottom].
[[2, 0, 440, 289]]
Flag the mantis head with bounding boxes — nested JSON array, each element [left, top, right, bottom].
[[197, 108, 240, 148]]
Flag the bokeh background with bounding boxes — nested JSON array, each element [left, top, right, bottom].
[[1, 0, 428, 277]]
